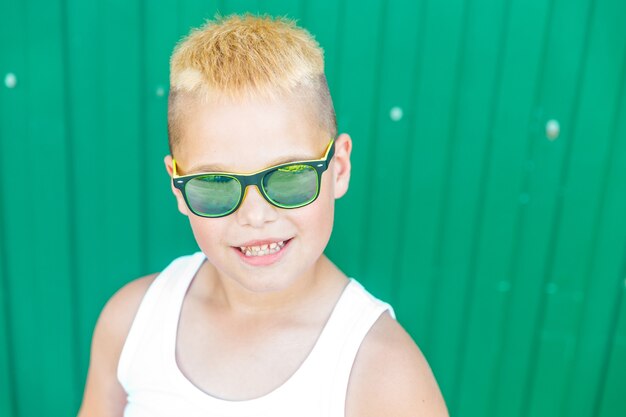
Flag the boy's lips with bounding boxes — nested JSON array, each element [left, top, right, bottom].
[[235, 237, 292, 247], [232, 237, 294, 266]]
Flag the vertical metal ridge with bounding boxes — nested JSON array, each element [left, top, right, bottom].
[[331, 0, 347, 123], [427, 0, 472, 410], [391, 0, 429, 304], [561, 29, 626, 417], [482, 5, 517, 416], [5, 2, 29, 416], [592, 243, 626, 417], [59, 0, 81, 404], [485, 0, 540, 413], [0, 186, 16, 416], [0, 0, 19, 411], [0, 234, 17, 412], [0, 50, 18, 417], [0, 224, 16, 415], [588, 39, 626, 417], [520, 0, 597, 415], [176, 0, 182, 39], [297, 0, 307, 24], [444, 0, 513, 414], [357, 0, 389, 280], [138, 0, 148, 274], [510, 0, 557, 414]]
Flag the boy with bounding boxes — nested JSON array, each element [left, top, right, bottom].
[[77, 14, 448, 417]]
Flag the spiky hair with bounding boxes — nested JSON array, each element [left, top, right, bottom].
[[167, 13, 337, 156]]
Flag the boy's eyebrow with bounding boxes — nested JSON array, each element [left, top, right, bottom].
[[186, 152, 319, 174]]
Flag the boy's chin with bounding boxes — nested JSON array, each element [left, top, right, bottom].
[[226, 260, 320, 295], [227, 273, 302, 294]]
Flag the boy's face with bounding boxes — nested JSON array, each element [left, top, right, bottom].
[[164, 92, 352, 293]]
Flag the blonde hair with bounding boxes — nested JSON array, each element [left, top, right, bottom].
[[167, 13, 337, 156]]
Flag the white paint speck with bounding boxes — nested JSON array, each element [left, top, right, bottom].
[[546, 119, 560, 140], [4, 73, 17, 89], [390, 106, 403, 121]]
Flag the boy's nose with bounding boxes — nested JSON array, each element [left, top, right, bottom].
[[235, 185, 279, 227]]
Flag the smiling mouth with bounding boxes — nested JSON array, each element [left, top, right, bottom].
[[237, 238, 293, 257]]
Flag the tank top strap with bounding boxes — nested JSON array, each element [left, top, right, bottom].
[[296, 278, 395, 416], [160, 251, 207, 357], [117, 251, 206, 386]]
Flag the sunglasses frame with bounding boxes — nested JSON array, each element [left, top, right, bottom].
[[172, 137, 336, 218]]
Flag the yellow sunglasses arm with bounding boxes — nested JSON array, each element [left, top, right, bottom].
[[172, 158, 179, 177]]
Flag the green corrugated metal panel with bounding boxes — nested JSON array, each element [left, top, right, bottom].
[[0, 0, 624, 416]]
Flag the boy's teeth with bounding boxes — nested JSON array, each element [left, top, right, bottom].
[[239, 240, 286, 256]]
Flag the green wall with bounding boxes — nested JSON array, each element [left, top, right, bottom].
[[1, 0, 625, 416]]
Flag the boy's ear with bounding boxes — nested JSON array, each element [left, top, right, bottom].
[[332, 133, 352, 199], [163, 155, 190, 217]]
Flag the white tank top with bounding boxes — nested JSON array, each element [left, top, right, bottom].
[[117, 251, 395, 417]]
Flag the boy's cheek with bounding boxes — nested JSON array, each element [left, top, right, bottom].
[[306, 190, 335, 236], [187, 219, 226, 255]]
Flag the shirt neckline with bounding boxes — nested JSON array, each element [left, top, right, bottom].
[[166, 251, 355, 411]]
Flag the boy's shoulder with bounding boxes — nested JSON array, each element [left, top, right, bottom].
[[78, 272, 160, 415], [100, 272, 160, 340], [91, 272, 161, 374], [345, 311, 449, 417]]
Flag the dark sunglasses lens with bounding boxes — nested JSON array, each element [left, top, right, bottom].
[[263, 164, 319, 207], [185, 175, 241, 216]]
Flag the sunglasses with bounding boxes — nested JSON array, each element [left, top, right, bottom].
[[172, 138, 335, 218]]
